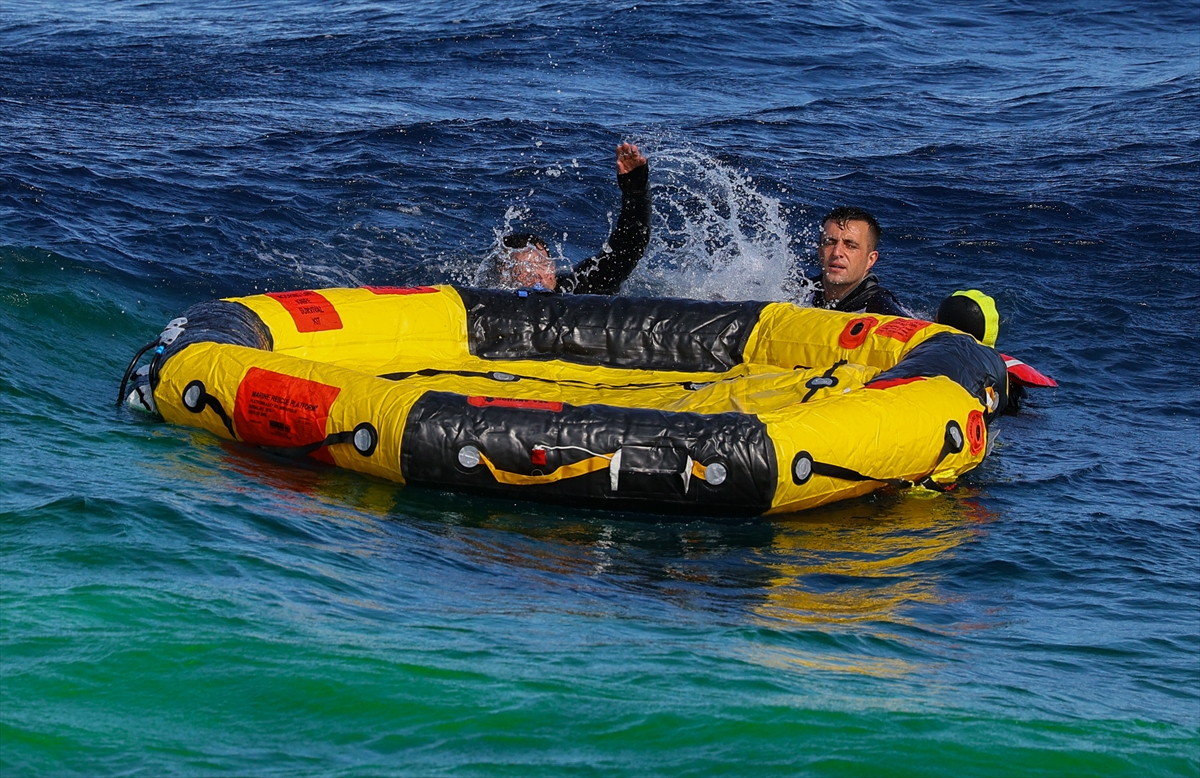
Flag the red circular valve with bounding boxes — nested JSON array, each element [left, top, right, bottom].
[[838, 316, 878, 350], [967, 410, 986, 456]]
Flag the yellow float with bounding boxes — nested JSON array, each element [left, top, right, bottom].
[[120, 285, 1009, 518]]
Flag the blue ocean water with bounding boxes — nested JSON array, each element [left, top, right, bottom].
[[2, 0, 1198, 775]]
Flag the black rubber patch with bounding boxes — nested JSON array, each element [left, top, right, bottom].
[[456, 288, 769, 373], [400, 391, 777, 516], [154, 300, 273, 389]]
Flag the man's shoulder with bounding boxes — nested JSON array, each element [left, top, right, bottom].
[[800, 272, 909, 316], [856, 275, 910, 316], [839, 273, 910, 316]]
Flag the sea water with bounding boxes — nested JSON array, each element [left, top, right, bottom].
[[2, 0, 1198, 775]]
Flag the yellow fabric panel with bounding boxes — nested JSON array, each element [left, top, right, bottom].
[[372, 352, 736, 389], [664, 362, 879, 414], [761, 376, 986, 514], [226, 285, 470, 374], [368, 362, 880, 418], [743, 302, 962, 372], [156, 342, 249, 442], [375, 370, 691, 412], [155, 341, 427, 484], [225, 288, 966, 379]]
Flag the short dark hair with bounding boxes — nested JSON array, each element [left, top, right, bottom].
[[821, 206, 881, 249], [503, 233, 547, 251]]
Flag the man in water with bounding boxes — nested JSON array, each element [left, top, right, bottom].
[[808, 206, 909, 316], [491, 142, 650, 294]]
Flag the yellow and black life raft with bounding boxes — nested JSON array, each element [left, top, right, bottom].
[[121, 285, 1008, 518]]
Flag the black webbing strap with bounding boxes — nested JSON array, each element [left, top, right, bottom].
[[793, 419, 967, 491], [800, 360, 847, 404], [181, 380, 236, 439]]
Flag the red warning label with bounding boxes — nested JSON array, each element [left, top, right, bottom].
[[363, 286, 440, 296], [234, 367, 341, 448], [875, 318, 931, 343], [265, 290, 343, 333], [468, 396, 564, 412]]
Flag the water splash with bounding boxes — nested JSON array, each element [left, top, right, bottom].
[[625, 144, 816, 303], [465, 145, 818, 302]]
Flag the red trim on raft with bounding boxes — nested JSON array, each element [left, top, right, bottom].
[[874, 318, 931, 343], [363, 286, 440, 295], [866, 376, 926, 390], [1001, 354, 1058, 387], [468, 396, 564, 412]]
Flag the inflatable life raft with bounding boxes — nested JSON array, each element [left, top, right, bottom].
[[121, 285, 1010, 518]]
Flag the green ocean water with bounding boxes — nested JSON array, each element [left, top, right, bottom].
[[3, 252, 1197, 775]]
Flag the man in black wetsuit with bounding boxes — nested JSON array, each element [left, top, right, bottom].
[[808, 206, 909, 316], [491, 143, 650, 295]]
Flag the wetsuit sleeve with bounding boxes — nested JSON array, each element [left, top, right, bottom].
[[557, 163, 651, 295]]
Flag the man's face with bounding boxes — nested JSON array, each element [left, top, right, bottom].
[[500, 244, 557, 291], [818, 219, 878, 297]]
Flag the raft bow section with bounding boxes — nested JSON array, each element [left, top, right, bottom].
[[123, 285, 1008, 518]]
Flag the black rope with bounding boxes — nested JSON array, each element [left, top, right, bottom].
[[116, 339, 160, 407], [261, 430, 356, 459], [800, 419, 969, 490], [379, 367, 714, 392], [205, 395, 236, 439], [810, 461, 913, 489]]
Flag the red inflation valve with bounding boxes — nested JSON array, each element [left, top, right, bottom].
[[967, 410, 986, 456], [838, 316, 878, 349], [531, 446, 548, 466]]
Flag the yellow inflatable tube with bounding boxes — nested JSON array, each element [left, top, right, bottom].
[[124, 285, 1009, 518]]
